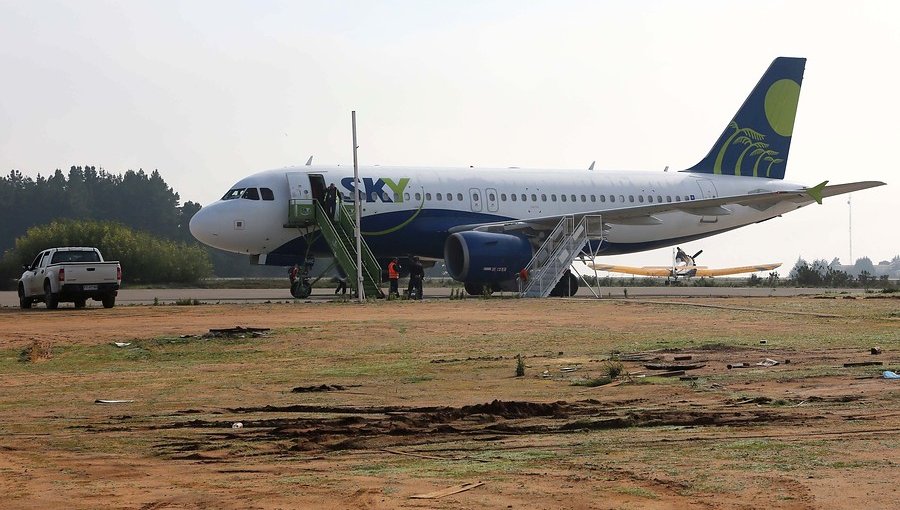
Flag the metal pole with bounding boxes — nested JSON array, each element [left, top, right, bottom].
[[848, 194, 853, 264], [352, 111, 365, 302]]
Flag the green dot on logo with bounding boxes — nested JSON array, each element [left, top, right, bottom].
[[764, 79, 800, 137]]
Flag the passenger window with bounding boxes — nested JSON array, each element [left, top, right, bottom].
[[609, 195, 615, 203], [415, 192, 421, 201], [511, 194, 517, 202], [457, 193, 463, 201], [675, 196, 681, 202], [685, 195, 691, 201], [436, 193, 443, 201], [30, 254, 43, 269], [657, 195, 663, 203], [242, 188, 260, 200], [628, 195, 635, 203], [521, 194, 527, 202], [260, 188, 275, 200], [446, 193, 453, 202], [618, 195, 625, 202], [488, 193, 495, 201], [590, 195, 596, 202], [426, 193, 432, 200], [394, 193, 401, 201], [570, 194, 576, 202], [666, 195, 671, 203], [551, 194, 557, 202], [501, 193, 507, 201], [541, 194, 547, 202], [581, 194, 586, 202], [561, 194, 567, 202], [531, 194, 537, 202], [473, 193, 480, 202]]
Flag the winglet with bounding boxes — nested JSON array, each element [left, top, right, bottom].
[[588, 161, 595, 171], [305, 156, 314, 166], [807, 180, 828, 204]]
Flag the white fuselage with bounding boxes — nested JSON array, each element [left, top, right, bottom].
[[189, 165, 811, 266]]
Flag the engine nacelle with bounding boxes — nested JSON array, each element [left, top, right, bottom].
[[444, 231, 533, 284]]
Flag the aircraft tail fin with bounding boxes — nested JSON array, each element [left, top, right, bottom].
[[683, 57, 806, 179]]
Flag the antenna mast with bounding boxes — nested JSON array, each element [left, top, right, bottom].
[[352, 111, 365, 302]]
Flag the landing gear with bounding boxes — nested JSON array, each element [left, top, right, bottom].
[[464, 282, 492, 296], [291, 280, 312, 299], [549, 270, 579, 297]]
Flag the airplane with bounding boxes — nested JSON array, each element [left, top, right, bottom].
[[588, 247, 782, 282], [189, 57, 885, 297]]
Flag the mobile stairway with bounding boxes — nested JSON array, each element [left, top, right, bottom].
[[286, 199, 384, 299], [519, 215, 604, 298]]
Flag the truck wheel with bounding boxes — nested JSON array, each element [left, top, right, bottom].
[[74, 298, 87, 309], [101, 295, 116, 308], [18, 285, 32, 309], [44, 282, 59, 310]]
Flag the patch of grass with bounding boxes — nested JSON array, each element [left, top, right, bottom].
[[19, 339, 53, 363], [572, 376, 612, 387], [174, 298, 202, 306], [613, 485, 659, 499]]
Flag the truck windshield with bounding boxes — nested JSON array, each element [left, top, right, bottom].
[[51, 251, 102, 264]]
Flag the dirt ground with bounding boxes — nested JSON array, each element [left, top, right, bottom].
[[1, 295, 899, 509]]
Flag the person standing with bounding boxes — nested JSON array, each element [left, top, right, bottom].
[[387, 257, 400, 298], [324, 183, 338, 220], [408, 256, 425, 300], [335, 274, 348, 296]]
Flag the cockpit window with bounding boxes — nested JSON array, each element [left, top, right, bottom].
[[260, 188, 274, 201], [222, 188, 245, 200], [242, 188, 260, 200]]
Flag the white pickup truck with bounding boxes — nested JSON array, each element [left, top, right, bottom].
[[18, 247, 121, 309]]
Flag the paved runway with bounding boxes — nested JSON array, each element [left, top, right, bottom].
[[0, 285, 863, 308]]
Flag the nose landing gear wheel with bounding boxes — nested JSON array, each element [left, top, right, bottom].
[[291, 280, 312, 299]]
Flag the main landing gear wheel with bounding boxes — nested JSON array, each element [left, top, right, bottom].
[[549, 271, 579, 297], [464, 282, 492, 296], [291, 280, 312, 299]]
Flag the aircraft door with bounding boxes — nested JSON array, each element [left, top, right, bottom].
[[308, 174, 326, 204], [469, 188, 483, 212], [695, 179, 719, 224], [286, 172, 308, 200], [485, 188, 499, 212]]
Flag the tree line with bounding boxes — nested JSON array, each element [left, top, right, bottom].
[[0, 166, 280, 287]]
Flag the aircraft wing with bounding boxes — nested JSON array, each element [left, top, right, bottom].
[[693, 263, 782, 277], [587, 263, 673, 277], [448, 180, 885, 236]]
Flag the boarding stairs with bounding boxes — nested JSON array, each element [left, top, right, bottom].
[[519, 215, 603, 298], [287, 199, 384, 298]]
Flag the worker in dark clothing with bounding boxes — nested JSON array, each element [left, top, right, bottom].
[[387, 257, 400, 298], [324, 183, 338, 220], [408, 256, 425, 300], [335, 274, 348, 295]]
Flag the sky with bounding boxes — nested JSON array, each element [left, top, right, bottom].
[[1, 0, 896, 274]]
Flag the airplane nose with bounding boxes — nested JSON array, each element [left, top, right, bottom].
[[189, 205, 219, 246]]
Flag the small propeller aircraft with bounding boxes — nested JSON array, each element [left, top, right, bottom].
[[587, 247, 781, 283]]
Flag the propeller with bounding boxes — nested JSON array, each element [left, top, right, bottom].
[[692, 250, 703, 260]]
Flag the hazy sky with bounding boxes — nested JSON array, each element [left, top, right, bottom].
[[1, 1, 896, 273]]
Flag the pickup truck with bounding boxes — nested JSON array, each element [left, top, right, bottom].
[[18, 247, 121, 309]]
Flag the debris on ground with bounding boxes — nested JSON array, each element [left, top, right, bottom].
[[232, 422, 243, 429], [673, 355, 693, 361], [756, 358, 780, 367], [644, 362, 706, 371], [410, 482, 485, 500], [292, 384, 347, 393], [760, 339, 768, 345], [112, 342, 131, 348], [206, 326, 270, 338], [95, 399, 134, 404], [843, 361, 884, 368], [653, 370, 686, 378], [560, 366, 579, 372], [883, 371, 900, 379], [727, 363, 749, 369], [871, 347, 883, 355]]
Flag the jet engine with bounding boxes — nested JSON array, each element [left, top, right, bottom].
[[443, 231, 533, 284]]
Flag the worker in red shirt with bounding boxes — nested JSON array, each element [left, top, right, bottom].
[[387, 257, 400, 298]]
